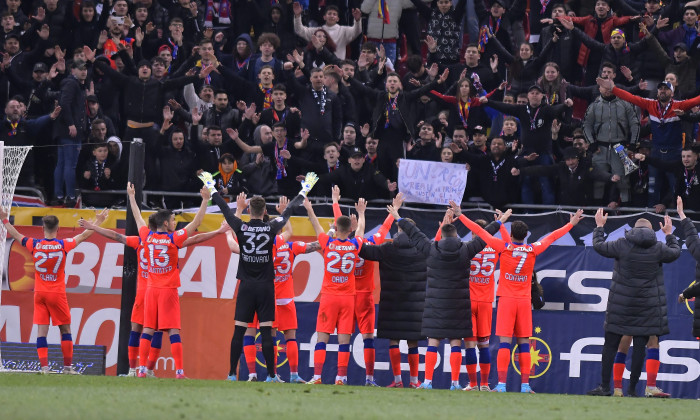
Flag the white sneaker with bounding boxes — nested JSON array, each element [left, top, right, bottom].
[[39, 366, 50, 375], [479, 385, 491, 392], [462, 385, 477, 391], [127, 368, 138, 377], [63, 366, 81, 375], [247, 374, 258, 382], [145, 369, 156, 378]]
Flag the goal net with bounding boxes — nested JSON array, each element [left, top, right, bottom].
[[0, 142, 32, 370]]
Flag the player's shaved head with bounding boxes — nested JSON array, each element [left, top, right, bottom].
[[511, 220, 529, 241], [249, 196, 266, 218], [441, 223, 458, 237], [153, 209, 174, 229], [336, 215, 352, 233], [634, 218, 653, 229], [42, 215, 59, 232], [147, 214, 158, 230]]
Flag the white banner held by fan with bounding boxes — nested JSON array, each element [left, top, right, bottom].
[[398, 159, 468, 205]]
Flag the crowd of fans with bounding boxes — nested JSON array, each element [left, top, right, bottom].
[[3, 0, 700, 212]]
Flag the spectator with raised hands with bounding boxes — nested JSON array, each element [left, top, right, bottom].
[[293, 3, 362, 61]]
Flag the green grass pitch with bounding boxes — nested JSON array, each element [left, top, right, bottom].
[[0, 374, 697, 419]]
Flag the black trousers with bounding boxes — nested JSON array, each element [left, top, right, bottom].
[[601, 331, 649, 391]]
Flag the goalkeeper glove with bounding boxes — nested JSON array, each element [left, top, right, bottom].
[[299, 172, 319, 196], [198, 171, 217, 195]]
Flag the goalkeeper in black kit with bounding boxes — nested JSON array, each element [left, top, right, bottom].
[[198, 170, 319, 382]]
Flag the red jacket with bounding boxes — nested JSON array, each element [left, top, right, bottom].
[[569, 15, 632, 66]]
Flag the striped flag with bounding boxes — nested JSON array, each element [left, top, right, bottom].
[[377, 0, 390, 24]]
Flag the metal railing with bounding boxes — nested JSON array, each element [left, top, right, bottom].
[[74, 189, 699, 216]]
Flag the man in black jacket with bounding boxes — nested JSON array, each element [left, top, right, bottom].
[[348, 69, 448, 168], [285, 67, 342, 145], [85, 46, 214, 189], [677, 196, 700, 341], [52, 59, 88, 207], [358, 202, 427, 389], [390, 205, 508, 390], [324, 147, 397, 201], [636, 146, 700, 212], [588, 208, 680, 397]]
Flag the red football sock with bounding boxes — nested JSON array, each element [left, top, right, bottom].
[[338, 350, 350, 377], [450, 350, 462, 382], [314, 349, 326, 376], [497, 348, 510, 383], [425, 349, 437, 381], [171, 342, 183, 371], [37, 347, 48, 367], [61, 339, 73, 367], [613, 363, 625, 389], [408, 352, 419, 378], [139, 337, 151, 368], [287, 340, 299, 373], [128, 345, 139, 369], [389, 346, 402, 376], [364, 348, 375, 376], [646, 359, 660, 388], [479, 362, 491, 386], [466, 363, 478, 387], [519, 350, 530, 384], [243, 344, 257, 373], [146, 346, 162, 370]]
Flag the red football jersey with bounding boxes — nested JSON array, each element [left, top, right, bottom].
[[318, 232, 362, 296], [273, 234, 307, 300], [138, 225, 188, 288], [458, 215, 572, 299], [126, 235, 149, 291], [468, 223, 511, 302], [354, 215, 393, 292], [24, 237, 77, 293]]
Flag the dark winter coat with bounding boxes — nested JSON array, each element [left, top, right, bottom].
[[592, 226, 680, 336], [679, 218, 700, 338], [53, 75, 87, 141], [359, 231, 427, 341], [400, 218, 499, 339]]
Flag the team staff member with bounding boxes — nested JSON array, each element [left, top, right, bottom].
[[588, 208, 679, 397]]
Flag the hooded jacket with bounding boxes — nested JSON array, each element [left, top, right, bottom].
[[680, 218, 700, 338], [400, 218, 499, 339], [593, 226, 680, 336], [358, 229, 427, 340]]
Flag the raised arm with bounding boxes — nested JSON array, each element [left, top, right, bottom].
[[78, 218, 127, 244], [678, 197, 700, 261], [303, 197, 324, 235], [184, 186, 212, 236], [0, 209, 26, 242], [182, 220, 228, 247], [355, 198, 367, 238], [72, 209, 109, 245], [127, 183, 146, 229], [331, 185, 342, 220]]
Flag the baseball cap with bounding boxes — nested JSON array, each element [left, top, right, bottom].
[[673, 42, 688, 52], [33, 62, 48, 73], [472, 125, 487, 135], [528, 85, 544, 93], [86, 95, 99, 103], [562, 147, 579, 160], [657, 81, 674, 92], [71, 59, 87, 70], [350, 147, 364, 158]]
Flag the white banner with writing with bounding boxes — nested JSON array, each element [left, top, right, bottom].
[[398, 159, 468, 205]]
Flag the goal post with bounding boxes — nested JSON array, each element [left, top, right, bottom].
[[0, 141, 33, 370]]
